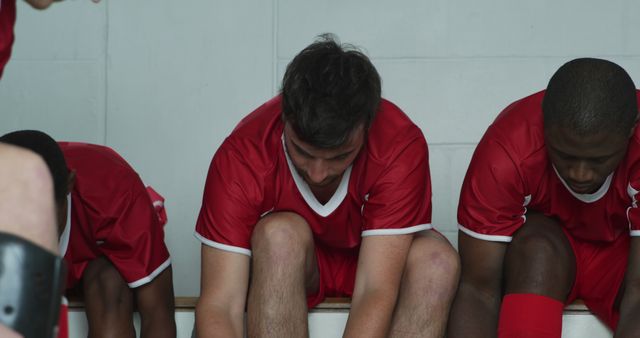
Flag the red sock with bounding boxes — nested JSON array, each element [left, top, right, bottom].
[[498, 293, 564, 338], [57, 298, 68, 338]]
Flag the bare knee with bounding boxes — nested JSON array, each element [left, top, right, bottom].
[[406, 232, 460, 289], [0, 145, 57, 253], [251, 212, 313, 265], [505, 217, 575, 297], [83, 257, 132, 307]]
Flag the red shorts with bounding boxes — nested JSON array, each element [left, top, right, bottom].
[[306, 242, 358, 308], [563, 228, 629, 329]]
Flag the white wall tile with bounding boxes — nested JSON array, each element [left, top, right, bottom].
[[104, 0, 275, 296], [277, 0, 640, 59], [0, 61, 105, 143], [12, 1, 105, 60], [1, 1, 640, 298]]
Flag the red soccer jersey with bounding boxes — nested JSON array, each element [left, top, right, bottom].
[[196, 96, 432, 255], [58, 142, 171, 289], [0, 0, 16, 78], [458, 90, 640, 243]]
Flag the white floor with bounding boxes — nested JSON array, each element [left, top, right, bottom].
[[68, 309, 613, 338]]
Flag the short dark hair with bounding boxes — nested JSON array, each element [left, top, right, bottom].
[[281, 33, 382, 148], [543, 58, 638, 136], [0, 130, 68, 204]]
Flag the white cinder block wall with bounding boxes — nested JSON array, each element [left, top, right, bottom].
[[1, 0, 640, 297]]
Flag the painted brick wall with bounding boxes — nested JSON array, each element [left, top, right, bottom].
[[1, 0, 639, 296]]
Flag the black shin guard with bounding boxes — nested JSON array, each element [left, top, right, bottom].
[[0, 232, 66, 338]]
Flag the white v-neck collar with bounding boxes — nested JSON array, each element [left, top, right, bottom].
[[282, 134, 352, 217], [58, 195, 71, 256], [552, 165, 613, 203]]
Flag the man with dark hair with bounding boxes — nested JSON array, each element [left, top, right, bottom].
[[0, 130, 176, 338], [449, 58, 640, 337], [195, 35, 460, 338]]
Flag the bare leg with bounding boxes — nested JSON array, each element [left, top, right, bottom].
[[0, 143, 57, 253], [82, 257, 136, 338], [247, 212, 318, 338], [136, 267, 176, 338], [389, 230, 460, 338]]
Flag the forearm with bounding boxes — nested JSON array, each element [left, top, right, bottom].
[[195, 304, 243, 338], [343, 289, 398, 338], [615, 284, 640, 337], [139, 305, 176, 338], [447, 283, 501, 338]]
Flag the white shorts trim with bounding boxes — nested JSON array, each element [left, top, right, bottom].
[[128, 257, 172, 288], [361, 223, 431, 237], [458, 224, 512, 242], [194, 231, 252, 257], [630, 230, 640, 237]]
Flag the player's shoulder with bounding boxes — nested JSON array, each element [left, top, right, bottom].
[[215, 96, 283, 176], [482, 91, 546, 161], [366, 98, 427, 162]]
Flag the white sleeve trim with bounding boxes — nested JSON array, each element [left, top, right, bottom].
[[458, 224, 512, 242], [128, 257, 172, 288], [361, 223, 431, 237], [194, 231, 252, 257]]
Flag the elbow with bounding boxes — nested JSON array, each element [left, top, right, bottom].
[[24, 0, 54, 10]]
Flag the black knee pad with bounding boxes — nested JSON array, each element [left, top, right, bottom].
[[0, 232, 66, 338]]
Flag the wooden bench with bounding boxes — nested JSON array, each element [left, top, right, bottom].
[[66, 297, 610, 338]]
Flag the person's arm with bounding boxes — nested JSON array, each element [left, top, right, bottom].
[[447, 231, 507, 338], [343, 233, 413, 338], [614, 236, 640, 337], [196, 245, 250, 338], [0, 325, 22, 338], [23, 0, 55, 10], [134, 266, 177, 338]]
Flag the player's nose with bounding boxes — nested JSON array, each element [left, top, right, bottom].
[[306, 160, 329, 185], [567, 161, 596, 184]]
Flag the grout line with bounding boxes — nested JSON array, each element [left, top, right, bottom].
[[271, 0, 279, 95], [103, 1, 109, 146]]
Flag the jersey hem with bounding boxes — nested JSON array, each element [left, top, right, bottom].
[[458, 224, 512, 242], [128, 257, 171, 288], [361, 223, 431, 237], [194, 231, 252, 257]]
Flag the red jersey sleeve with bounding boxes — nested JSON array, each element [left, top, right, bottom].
[[96, 183, 171, 288], [195, 147, 264, 256], [362, 136, 432, 235], [0, 0, 16, 78], [457, 135, 529, 242]]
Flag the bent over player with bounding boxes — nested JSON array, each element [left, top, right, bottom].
[[449, 58, 640, 337], [194, 35, 460, 338], [0, 130, 176, 338]]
